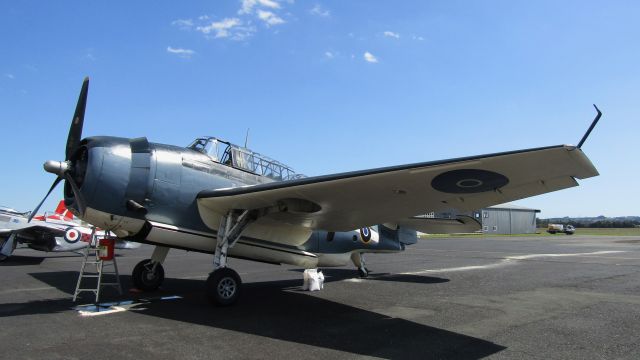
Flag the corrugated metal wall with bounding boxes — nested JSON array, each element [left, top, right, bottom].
[[510, 210, 537, 234], [481, 209, 537, 234]]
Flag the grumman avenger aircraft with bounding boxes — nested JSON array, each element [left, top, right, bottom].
[[35, 78, 601, 306]]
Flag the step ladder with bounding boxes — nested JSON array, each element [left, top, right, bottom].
[[73, 231, 122, 303]]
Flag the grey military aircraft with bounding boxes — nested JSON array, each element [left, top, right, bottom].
[[35, 78, 601, 305]]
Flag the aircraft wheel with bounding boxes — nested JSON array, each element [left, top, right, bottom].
[[0, 238, 14, 261], [358, 268, 369, 278], [132, 259, 164, 291], [206, 268, 241, 306], [0, 238, 6, 261]]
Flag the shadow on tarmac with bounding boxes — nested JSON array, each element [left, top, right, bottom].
[[0, 255, 46, 266], [3, 271, 505, 359], [0, 252, 96, 266], [290, 268, 452, 284]]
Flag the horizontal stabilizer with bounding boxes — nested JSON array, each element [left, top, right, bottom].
[[396, 215, 481, 234]]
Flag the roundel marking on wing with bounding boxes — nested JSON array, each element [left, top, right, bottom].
[[431, 169, 509, 194]]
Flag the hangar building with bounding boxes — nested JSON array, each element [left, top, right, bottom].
[[480, 203, 540, 234]]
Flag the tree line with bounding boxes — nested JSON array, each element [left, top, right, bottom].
[[537, 218, 640, 228]]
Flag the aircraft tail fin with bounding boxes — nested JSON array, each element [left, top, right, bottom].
[[54, 200, 74, 220], [378, 224, 417, 247], [54, 200, 65, 214]]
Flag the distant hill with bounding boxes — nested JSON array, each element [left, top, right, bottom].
[[537, 216, 640, 228]]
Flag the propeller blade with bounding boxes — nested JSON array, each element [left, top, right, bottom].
[[27, 177, 63, 222], [66, 77, 90, 160], [64, 172, 86, 216]]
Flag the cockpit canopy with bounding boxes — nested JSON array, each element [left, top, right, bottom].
[[188, 137, 306, 181]]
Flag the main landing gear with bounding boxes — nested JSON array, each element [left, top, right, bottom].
[[206, 209, 257, 306], [206, 267, 242, 306], [351, 252, 371, 278], [130, 210, 258, 306], [132, 246, 169, 291]]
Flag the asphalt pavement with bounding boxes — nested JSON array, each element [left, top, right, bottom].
[[1, 234, 639, 359]]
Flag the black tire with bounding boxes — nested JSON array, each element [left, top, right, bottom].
[[0, 238, 7, 261], [206, 268, 241, 306], [0, 236, 16, 260], [132, 259, 165, 291], [358, 268, 369, 278]]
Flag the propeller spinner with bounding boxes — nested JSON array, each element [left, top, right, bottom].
[[29, 77, 90, 222]]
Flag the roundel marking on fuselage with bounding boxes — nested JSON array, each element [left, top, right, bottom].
[[64, 227, 80, 243], [360, 227, 372, 243]]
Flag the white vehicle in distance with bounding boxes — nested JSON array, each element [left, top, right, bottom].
[[547, 224, 576, 235]]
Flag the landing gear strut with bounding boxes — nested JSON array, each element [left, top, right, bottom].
[[132, 246, 169, 291], [206, 209, 257, 306], [351, 252, 371, 278]]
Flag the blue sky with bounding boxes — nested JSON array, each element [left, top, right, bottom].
[[1, 0, 638, 218]]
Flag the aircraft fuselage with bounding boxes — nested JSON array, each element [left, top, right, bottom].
[[70, 136, 409, 268]]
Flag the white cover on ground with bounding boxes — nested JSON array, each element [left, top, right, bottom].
[[303, 269, 324, 291]]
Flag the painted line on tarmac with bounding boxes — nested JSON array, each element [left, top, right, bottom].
[[401, 250, 626, 275], [78, 306, 128, 317], [0, 286, 57, 295], [75, 295, 183, 317], [507, 251, 625, 260]]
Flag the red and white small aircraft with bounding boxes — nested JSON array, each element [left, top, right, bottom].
[[0, 200, 138, 260]]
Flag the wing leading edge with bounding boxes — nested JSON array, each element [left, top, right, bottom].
[[197, 145, 598, 232]]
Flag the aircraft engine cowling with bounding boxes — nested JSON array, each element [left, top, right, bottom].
[[65, 136, 152, 236], [64, 137, 131, 217]]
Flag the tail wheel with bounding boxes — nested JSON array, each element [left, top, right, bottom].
[[206, 268, 241, 306], [132, 259, 165, 291]]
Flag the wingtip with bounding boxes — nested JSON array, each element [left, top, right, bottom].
[[577, 105, 603, 149]]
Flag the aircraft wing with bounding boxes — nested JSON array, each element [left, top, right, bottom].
[[197, 145, 598, 232], [0, 223, 67, 239]]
